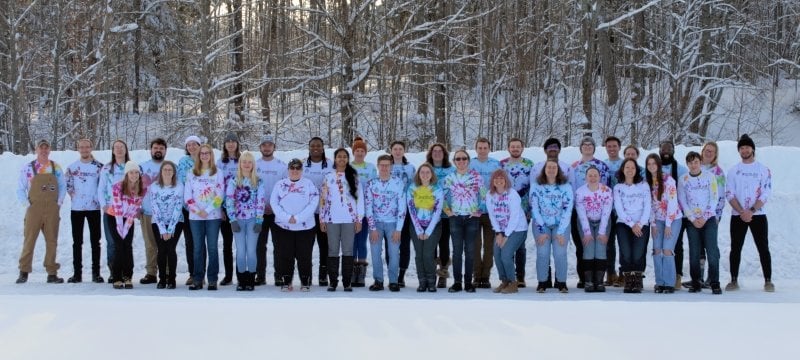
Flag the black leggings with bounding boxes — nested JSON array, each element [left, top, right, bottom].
[[729, 215, 771, 280]]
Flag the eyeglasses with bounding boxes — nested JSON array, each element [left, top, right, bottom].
[[289, 166, 303, 170], [200, 151, 212, 155], [454, 157, 469, 161]]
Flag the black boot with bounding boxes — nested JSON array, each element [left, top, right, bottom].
[[583, 270, 595, 293], [398, 268, 406, 288], [350, 261, 361, 287], [246, 272, 256, 291], [319, 264, 329, 286], [236, 272, 246, 291], [352, 262, 367, 287], [342, 256, 354, 292], [327, 257, 340, 291], [16, 271, 28, 284], [594, 260, 606, 292], [623, 272, 633, 293]]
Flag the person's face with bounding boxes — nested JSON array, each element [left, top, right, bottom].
[[453, 152, 469, 170], [646, 158, 659, 175], [260, 142, 275, 158], [160, 165, 175, 183], [353, 148, 366, 162], [288, 163, 303, 180], [186, 141, 200, 156], [419, 166, 433, 184], [623, 161, 637, 180], [605, 141, 620, 158], [224, 141, 238, 155], [391, 144, 405, 159], [659, 143, 674, 160], [113, 141, 127, 158], [241, 158, 254, 172], [544, 161, 559, 179], [431, 146, 444, 163], [586, 169, 600, 185], [335, 151, 349, 169], [687, 158, 701, 174], [126, 170, 140, 182], [476, 142, 490, 158], [580, 142, 595, 156], [738, 145, 754, 161], [492, 176, 506, 191], [702, 146, 716, 164], [508, 141, 523, 158], [377, 160, 392, 178], [150, 143, 166, 161], [77, 141, 93, 159], [199, 148, 213, 164], [624, 148, 638, 160], [308, 140, 324, 158], [36, 144, 51, 158], [545, 145, 560, 159]]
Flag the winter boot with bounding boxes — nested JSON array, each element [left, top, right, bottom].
[[501, 281, 519, 294], [327, 257, 340, 291], [319, 264, 329, 287], [594, 260, 606, 292], [632, 272, 643, 293], [236, 272, 246, 291], [623, 272, 633, 293], [583, 271, 595, 293], [16, 271, 28, 284], [246, 272, 255, 291], [342, 256, 354, 291], [436, 264, 449, 288], [356, 262, 368, 287], [493, 280, 509, 293], [397, 268, 406, 288]]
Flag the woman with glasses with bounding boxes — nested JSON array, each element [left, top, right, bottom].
[[407, 163, 445, 292]]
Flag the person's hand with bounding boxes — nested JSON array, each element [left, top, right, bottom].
[[651, 225, 659, 239], [495, 233, 506, 248], [288, 215, 297, 224], [198, 209, 208, 219], [632, 223, 643, 238], [370, 230, 380, 243], [230, 221, 241, 233], [418, 233, 427, 241], [664, 225, 672, 238], [582, 234, 593, 246], [556, 234, 565, 246], [536, 234, 549, 245], [355, 221, 362, 233], [253, 223, 262, 233], [162, 233, 171, 241], [320, 222, 328, 232], [598, 234, 608, 245], [392, 231, 401, 243]]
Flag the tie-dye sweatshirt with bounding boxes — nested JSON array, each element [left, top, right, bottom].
[[139, 160, 163, 215], [270, 178, 320, 231], [352, 161, 377, 186], [111, 182, 143, 237], [183, 169, 225, 220], [149, 183, 184, 235], [65, 159, 103, 210], [18, 160, 67, 205], [529, 182, 573, 234], [613, 182, 652, 227], [391, 163, 416, 190], [320, 172, 365, 224], [649, 174, 682, 226], [725, 161, 771, 216], [677, 171, 718, 222], [176, 155, 195, 185], [443, 169, 486, 216], [574, 183, 613, 236], [485, 189, 528, 237], [702, 163, 726, 219], [470, 157, 501, 212], [407, 183, 444, 236], [364, 177, 407, 231], [225, 177, 266, 223], [97, 162, 126, 213], [500, 157, 534, 216], [568, 158, 611, 193]]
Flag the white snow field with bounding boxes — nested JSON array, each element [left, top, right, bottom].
[[0, 141, 798, 359]]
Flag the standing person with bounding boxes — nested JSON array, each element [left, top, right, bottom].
[[149, 161, 184, 289], [97, 139, 131, 283], [365, 155, 407, 292], [614, 158, 651, 293], [530, 160, 573, 293], [271, 159, 320, 292], [350, 137, 376, 287], [176, 135, 202, 286], [574, 166, 613, 292], [16, 139, 67, 284], [678, 151, 721, 294], [390, 140, 416, 287], [603, 136, 623, 286], [304, 137, 333, 286], [725, 134, 774, 292], [138, 138, 167, 285], [427, 143, 454, 288], [225, 151, 266, 291], [407, 163, 445, 293], [110, 162, 145, 289], [184, 144, 225, 291], [486, 170, 527, 294], [646, 154, 682, 294], [568, 136, 610, 288], [500, 138, 534, 287], [320, 148, 365, 291], [470, 137, 501, 289], [254, 134, 287, 286], [443, 149, 485, 293], [65, 139, 104, 283], [660, 140, 689, 289], [217, 132, 241, 286]]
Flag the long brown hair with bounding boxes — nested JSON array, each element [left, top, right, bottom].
[[536, 159, 567, 185], [156, 161, 177, 188], [414, 163, 438, 186], [122, 169, 145, 197], [193, 144, 218, 176], [645, 154, 664, 199], [108, 139, 130, 174]]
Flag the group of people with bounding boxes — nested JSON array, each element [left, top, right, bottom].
[[15, 132, 774, 295]]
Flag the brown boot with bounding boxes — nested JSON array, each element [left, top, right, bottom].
[[501, 281, 519, 294], [493, 280, 508, 293]]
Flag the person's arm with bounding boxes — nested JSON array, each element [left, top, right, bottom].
[[395, 183, 407, 232], [224, 178, 237, 223], [425, 187, 445, 236], [407, 187, 425, 235], [575, 188, 591, 235], [677, 176, 695, 222], [599, 187, 613, 235], [638, 183, 652, 227], [270, 182, 290, 223], [295, 181, 321, 224], [17, 165, 30, 204], [503, 191, 524, 236], [54, 163, 66, 206], [556, 185, 574, 235]]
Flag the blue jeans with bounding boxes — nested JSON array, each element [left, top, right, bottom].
[[686, 217, 720, 284], [369, 222, 401, 283], [449, 215, 479, 284], [190, 219, 221, 284], [616, 223, 650, 272], [494, 231, 526, 282], [233, 218, 258, 272], [533, 224, 569, 282], [103, 214, 116, 273], [652, 220, 681, 286], [582, 220, 610, 260], [353, 217, 369, 260]]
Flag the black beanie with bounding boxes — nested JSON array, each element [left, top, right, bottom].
[[543, 137, 561, 150], [737, 134, 755, 150]]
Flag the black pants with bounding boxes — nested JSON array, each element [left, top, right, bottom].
[[274, 226, 315, 285], [570, 209, 585, 282], [70, 210, 102, 276], [174, 208, 204, 277], [435, 217, 451, 267], [606, 210, 618, 273], [109, 216, 134, 281], [674, 219, 688, 276], [314, 214, 329, 278], [153, 223, 182, 282], [257, 214, 277, 279], [730, 215, 772, 280], [398, 214, 412, 270], [220, 209, 234, 278]]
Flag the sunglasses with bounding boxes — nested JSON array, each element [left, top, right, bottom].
[[454, 157, 469, 161]]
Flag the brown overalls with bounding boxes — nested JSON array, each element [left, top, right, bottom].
[[19, 161, 61, 275]]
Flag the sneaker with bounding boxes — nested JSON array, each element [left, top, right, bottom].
[[185, 277, 194, 286], [688, 283, 702, 293], [369, 282, 384, 291], [327, 284, 338, 292], [536, 282, 547, 293], [448, 282, 463, 293], [156, 282, 166, 289], [300, 285, 311, 292], [725, 281, 739, 291], [67, 275, 82, 283], [493, 281, 508, 293], [123, 278, 133, 289], [113, 281, 124, 289], [220, 275, 233, 286], [711, 282, 722, 295], [654, 285, 664, 294], [207, 282, 218, 291], [388, 283, 400, 292], [139, 274, 157, 284], [280, 284, 293, 292], [464, 283, 476, 293], [189, 283, 203, 290], [15, 271, 28, 284], [166, 282, 177, 289], [681, 280, 694, 289], [663, 286, 675, 293], [764, 281, 775, 292], [427, 286, 437, 292], [517, 280, 527, 288], [343, 286, 353, 292], [92, 275, 104, 283], [47, 275, 64, 284], [416, 285, 426, 293], [556, 282, 568, 293]]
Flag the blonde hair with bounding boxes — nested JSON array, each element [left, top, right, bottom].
[[235, 151, 259, 186], [193, 144, 218, 176], [701, 141, 719, 166]]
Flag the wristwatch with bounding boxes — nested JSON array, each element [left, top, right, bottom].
[[749, 206, 756, 212]]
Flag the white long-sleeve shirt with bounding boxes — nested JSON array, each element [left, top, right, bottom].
[[613, 182, 651, 227], [149, 183, 184, 235], [18, 160, 67, 206], [485, 189, 528, 237], [270, 177, 320, 231], [725, 161, 771, 216], [677, 171, 718, 222], [139, 159, 163, 215], [65, 159, 103, 210], [575, 184, 613, 236], [183, 169, 225, 221], [256, 157, 288, 215], [319, 171, 365, 224]]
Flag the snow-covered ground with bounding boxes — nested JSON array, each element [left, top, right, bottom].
[[1, 141, 797, 359]]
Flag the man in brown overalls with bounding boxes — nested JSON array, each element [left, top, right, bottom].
[[16, 139, 66, 284]]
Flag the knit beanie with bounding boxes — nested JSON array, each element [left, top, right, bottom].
[[737, 134, 755, 150], [124, 161, 140, 175]]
